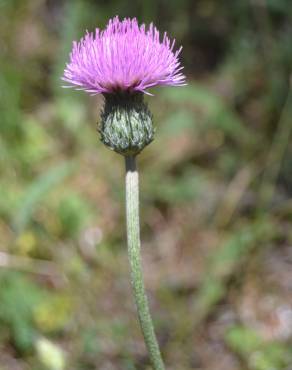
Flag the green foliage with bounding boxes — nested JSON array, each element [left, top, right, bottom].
[[0, 271, 72, 357], [0, 272, 46, 351], [208, 221, 272, 276], [146, 166, 207, 204], [51, 0, 92, 96], [57, 192, 92, 239], [0, 63, 22, 141], [34, 295, 72, 333], [161, 84, 249, 141], [194, 220, 274, 322], [226, 325, 292, 370], [13, 162, 75, 234], [226, 326, 262, 355], [159, 110, 195, 136], [0, 182, 22, 220]]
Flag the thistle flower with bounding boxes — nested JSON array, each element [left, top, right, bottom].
[[63, 17, 185, 156], [62, 16, 185, 95], [62, 19, 185, 370]]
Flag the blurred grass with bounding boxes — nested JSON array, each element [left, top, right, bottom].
[[0, 1, 291, 369]]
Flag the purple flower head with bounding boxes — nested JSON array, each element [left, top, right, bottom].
[[62, 16, 186, 95]]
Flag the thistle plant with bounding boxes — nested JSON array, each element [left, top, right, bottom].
[[63, 16, 185, 369]]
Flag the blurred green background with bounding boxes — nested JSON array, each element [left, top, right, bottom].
[[0, 0, 291, 369]]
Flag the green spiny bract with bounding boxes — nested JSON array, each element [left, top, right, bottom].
[[99, 93, 154, 156]]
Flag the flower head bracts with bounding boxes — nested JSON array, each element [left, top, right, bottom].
[[62, 16, 186, 95]]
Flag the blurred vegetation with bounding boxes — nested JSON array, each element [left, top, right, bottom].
[[0, 0, 291, 369]]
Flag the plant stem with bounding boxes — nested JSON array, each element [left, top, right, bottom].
[[125, 155, 165, 370]]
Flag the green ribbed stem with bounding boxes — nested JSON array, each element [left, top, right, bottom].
[[125, 155, 165, 370]]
